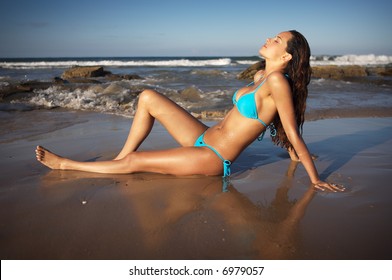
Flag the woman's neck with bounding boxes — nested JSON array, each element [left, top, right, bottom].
[[264, 59, 286, 75]]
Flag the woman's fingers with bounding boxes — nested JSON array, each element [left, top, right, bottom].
[[313, 181, 345, 192]]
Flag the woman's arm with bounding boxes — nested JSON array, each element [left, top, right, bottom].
[[287, 147, 300, 161], [269, 73, 344, 192]]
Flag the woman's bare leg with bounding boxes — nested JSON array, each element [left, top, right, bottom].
[[35, 89, 212, 175], [114, 89, 208, 160], [36, 145, 222, 176]]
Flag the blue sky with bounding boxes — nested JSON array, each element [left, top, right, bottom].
[[0, 0, 391, 57]]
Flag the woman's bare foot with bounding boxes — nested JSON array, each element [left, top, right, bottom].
[[35, 146, 64, 170]]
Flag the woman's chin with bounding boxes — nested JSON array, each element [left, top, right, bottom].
[[258, 48, 267, 58]]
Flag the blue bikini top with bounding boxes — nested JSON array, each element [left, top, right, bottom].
[[232, 79, 268, 126], [232, 78, 277, 140]]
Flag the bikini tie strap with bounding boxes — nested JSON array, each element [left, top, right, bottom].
[[269, 123, 277, 137], [223, 160, 231, 177], [257, 123, 277, 141]]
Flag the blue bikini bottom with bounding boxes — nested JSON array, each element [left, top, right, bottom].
[[194, 131, 231, 178]]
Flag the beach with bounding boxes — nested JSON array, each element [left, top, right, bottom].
[[1, 108, 391, 260], [1, 55, 392, 260]]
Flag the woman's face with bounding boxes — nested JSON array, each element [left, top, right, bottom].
[[259, 31, 292, 60]]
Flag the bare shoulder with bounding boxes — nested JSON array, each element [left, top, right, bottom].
[[267, 71, 288, 84], [266, 72, 291, 96]]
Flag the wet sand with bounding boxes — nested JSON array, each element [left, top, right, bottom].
[[0, 110, 391, 259]]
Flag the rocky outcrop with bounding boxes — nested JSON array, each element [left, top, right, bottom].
[[105, 74, 143, 81], [367, 66, 392, 77], [238, 61, 392, 81], [190, 110, 228, 120], [61, 66, 109, 79], [60, 66, 143, 81], [0, 66, 144, 101], [180, 86, 203, 102], [0, 81, 57, 101], [311, 65, 368, 79]]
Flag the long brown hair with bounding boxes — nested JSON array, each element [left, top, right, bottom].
[[271, 30, 311, 150]]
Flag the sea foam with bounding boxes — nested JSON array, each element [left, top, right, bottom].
[[0, 58, 232, 69], [21, 86, 137, 116]]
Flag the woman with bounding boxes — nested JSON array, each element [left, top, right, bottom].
[[36, 30, 344, 192]]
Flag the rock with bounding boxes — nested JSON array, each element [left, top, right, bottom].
[[105, 74, 143, 81], [88, 85, 105, 93], [53, 77, 67, 84], [200, 110, 227, 119], [237, 60, 265, 80], [122, 74, 143, 80], [367, 65, 392, 76], [380, 67, 392, 76], [191, 110, 228, 120], [61, 66, 144, 82], [180, 86, 203, 102], [61, 66, 110, 79], [0, 85, 28, 100], [0, 80, 57, 100], [103, 83, 126, 95], [311, 65, 368, 79], [237, 61, 378, 81], [65, 78, 101, 84], [20, 81, 54, 90]]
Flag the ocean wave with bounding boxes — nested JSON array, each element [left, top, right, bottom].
[[236, 60, 259, 65], [0, 58, 232, 69], [17, 86, 137, 116], [311, 54, 392, 66], [8, 82, 234, 117], [2, 55, 391, 69]]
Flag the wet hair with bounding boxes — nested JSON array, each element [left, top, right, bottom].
[[271, 30, 311, 150]]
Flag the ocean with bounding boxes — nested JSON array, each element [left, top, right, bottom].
[[1, 55, 392, 118]]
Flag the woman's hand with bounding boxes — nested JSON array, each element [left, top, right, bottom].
[[312, 180, 345, 192]]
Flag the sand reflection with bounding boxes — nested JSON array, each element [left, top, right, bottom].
[[37, 161, 315, 259]]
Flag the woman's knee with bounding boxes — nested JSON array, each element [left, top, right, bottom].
[[138, 89, 160, 106], [138, 89, 165, 114]]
